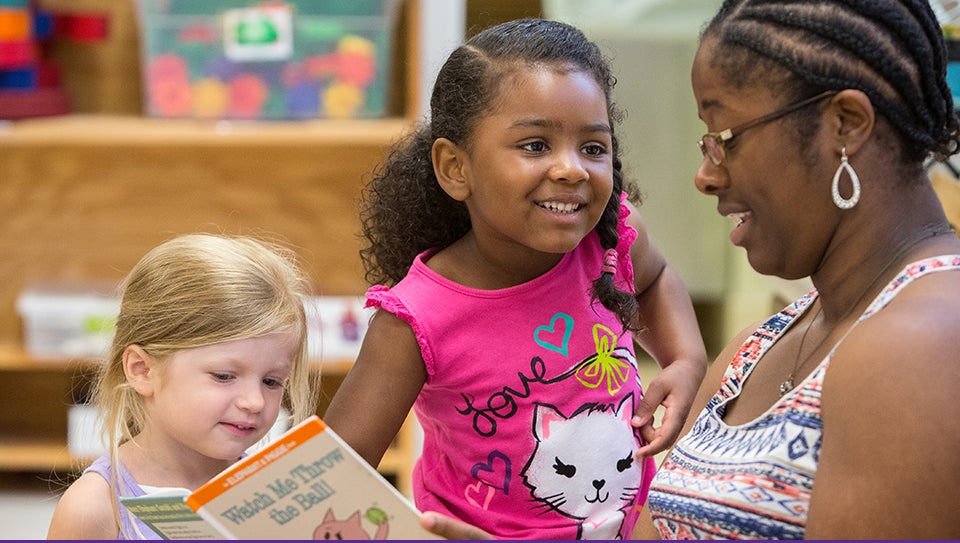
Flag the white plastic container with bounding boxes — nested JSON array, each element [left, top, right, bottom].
[[68, 403, 106, 459], [16, 282, 120, 359], [303, 295, 374, 361]]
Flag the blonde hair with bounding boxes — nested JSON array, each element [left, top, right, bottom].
[[91, 233, 318, 535]]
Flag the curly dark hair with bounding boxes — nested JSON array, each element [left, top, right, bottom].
[[702, 0, 960, 168], [358, 18, 643, 330]]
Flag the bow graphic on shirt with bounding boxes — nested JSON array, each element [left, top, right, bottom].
[[575, 324, 631, 396]]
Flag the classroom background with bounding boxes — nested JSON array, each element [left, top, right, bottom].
[[3, 0, 959, 539]]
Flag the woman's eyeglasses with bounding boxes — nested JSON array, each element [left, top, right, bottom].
[[698, 90, 837, 167]]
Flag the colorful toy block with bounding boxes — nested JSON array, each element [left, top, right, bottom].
[[0, 2, 108, 118]]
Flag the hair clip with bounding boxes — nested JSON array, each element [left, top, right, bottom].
[[602, 248, 618, 275]]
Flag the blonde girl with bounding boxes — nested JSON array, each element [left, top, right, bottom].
[[47, 233, 318, 539]]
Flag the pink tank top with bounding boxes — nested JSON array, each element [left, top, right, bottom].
[[366, 196, 657, 539]]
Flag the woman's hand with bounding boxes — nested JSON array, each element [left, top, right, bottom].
[[420, 511, 494, 540]]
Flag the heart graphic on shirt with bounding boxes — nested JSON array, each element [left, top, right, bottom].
[[470, 450, 511, 493], [464, 481, 496, 510], [585, 516, 611, 529], [534, 312, 573, 357]]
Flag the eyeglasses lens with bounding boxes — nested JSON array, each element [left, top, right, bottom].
[[699, 136, 723, 166]]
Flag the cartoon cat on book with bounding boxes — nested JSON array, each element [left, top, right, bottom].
[[312, 507, 390, 540]]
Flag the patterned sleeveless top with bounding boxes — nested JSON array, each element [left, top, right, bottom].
[[647, 255, 960, 539]]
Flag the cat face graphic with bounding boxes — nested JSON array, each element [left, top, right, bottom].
[[521, 393, 641, 522], [312, 508, 390, 540]]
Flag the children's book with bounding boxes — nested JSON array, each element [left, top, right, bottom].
[[120, 415, 440, 540]]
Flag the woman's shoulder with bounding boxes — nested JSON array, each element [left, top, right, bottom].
[[825, 262, 960, 399], [809, 268, 960, 539], [864, 258, 960, 343]]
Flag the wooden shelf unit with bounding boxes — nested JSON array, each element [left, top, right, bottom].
[[0, 0, 422, 498]]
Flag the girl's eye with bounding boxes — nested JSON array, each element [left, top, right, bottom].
[[520, 141, 548, 153], [582, 143, 607, 157], [211, 372, 233, 382], [263, 377, 285, 390]]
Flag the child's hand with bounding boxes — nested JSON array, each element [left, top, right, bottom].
[[420, 511, 494, 540], [631, 358, 705, 457]]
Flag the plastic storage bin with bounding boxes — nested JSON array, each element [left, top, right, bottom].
[[303, 295, 374, 361], [135, 0, 401, 120], [16, 282, 120, 359]]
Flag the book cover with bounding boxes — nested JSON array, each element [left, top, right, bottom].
[[121, 493, 222, 540], [121, 415, 439, 540]]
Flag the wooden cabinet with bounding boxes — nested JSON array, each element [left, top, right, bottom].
[[0, 0, 422, 498]]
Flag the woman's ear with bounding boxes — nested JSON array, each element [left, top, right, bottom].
[[123, 345, 156, 397], [826, 89, 875, 155], [432, 137, 471, 201]]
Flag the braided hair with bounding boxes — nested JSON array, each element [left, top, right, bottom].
[[358, 18, 643, 330], [703, 0, 960, 166]]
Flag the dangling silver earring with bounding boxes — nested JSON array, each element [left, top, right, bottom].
[[832, 146, 861, 209]]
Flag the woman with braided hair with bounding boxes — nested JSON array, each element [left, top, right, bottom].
[[322, 17, 707, 540], [418, 0, 960, 540], [639, 0, 960, 538]]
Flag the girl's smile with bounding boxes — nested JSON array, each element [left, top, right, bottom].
[[131, 332, 296, 473], [448, 67, 614, 280]]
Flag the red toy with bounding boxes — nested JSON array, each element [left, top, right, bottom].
[[0, 0, 109, 119]]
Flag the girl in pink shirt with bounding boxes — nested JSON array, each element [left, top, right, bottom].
[[324, 18, 707, 539]]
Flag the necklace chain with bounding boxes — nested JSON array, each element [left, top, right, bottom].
[[778, 224, 955, 396], [780, 302, 823, 395]]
